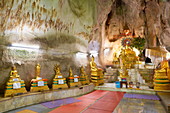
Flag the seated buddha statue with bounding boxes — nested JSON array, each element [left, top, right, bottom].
[[67, 67, 81, 87], [90, 56, 104, 85], [53, 64, 68, 89], [80, 66, 86, 76], [54, 64, 62, 78], [9, 66, 21, 82], [119, 45, 137, 69], [5, 66, 27, 97], [90, 56, 98, 72]]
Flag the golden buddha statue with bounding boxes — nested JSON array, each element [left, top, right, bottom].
[[35, 63, 41, 78], [30, 63, 49, 92], [5, 66, 27, 97], [80, 66, 85, 76], [54, 65, 62, 77], [67, 67, 81, 88], [9, 66, 21, 82], [53, 64, 68, 89], [90, 56, 98, 72], [89, 56, 104, 86], [154, 60, 170, 90], [80, 66, 90, 85], [69, 67, 74, 77], [119, 45, 137, 69]]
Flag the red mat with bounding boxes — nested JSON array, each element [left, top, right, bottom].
[[80, 90, 109, 100], [89, 101, 117, 111], [83, 108, 112, 113], [49, 91, 124, 113]]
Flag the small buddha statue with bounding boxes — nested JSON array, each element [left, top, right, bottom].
[[9, 66, 21, 82], [35, 63, 41, 79], [69, 67, 73, 77], [54, 64, 62, 77], [90, 56, 98, 72], [4, 66, 27, 97], [31, 63, 49, 92], [80, 66, 86, 76]]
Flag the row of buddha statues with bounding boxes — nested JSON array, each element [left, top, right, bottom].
[[4, 56, 104, 97]]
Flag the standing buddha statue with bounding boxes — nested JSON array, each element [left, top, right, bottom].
[[30, 63, 49, 92]]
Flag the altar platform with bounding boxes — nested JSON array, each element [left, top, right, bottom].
[[0, 83, 94, 113]]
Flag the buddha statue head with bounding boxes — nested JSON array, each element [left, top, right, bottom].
[[91, 55, 95, 62]]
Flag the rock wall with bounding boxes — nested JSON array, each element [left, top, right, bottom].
[[0, 0, 170, 94], [0, 0, 96, 94], [93, 0, 170, 66]]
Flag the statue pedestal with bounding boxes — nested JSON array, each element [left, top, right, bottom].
[[31, 79, 49, 92], [154, 71, 170, 90], [53, 77, 68, 90], [91, 69, 104, 86], [67, 75, 81, 88], [80, 78, 90, 85], [4, 80, 27, 97]]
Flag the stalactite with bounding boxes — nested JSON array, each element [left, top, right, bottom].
[[32, 13, 34, 20], [43, 7, 47, 14], [32, 1, 36, 9]]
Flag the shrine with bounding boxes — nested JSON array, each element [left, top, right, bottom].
[[4, 66, 27, 97], [30, 64, 49, 92], [52, 65, 68, 89], [67, 68, 81, 88], [0, 0, 170, 113]]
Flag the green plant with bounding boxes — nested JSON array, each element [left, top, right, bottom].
[[130, 37, 145, 56]]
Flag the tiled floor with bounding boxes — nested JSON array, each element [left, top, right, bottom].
[[5, 89, 168, 113]]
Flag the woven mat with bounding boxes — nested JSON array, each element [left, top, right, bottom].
[[41, 97, 81, 108], [124, 93, 160, 100]]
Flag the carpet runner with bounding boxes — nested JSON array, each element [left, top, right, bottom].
[[49, 90, 125, 113]]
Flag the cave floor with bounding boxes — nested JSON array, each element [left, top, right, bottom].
[[5, 84, 168, 113]]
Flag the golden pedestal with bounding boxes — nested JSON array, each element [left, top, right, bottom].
[[80, 76, 90, 85], [79, 66, 90, 85], [154, 70, 170, 91], [53, 78, 68, 90], [67, 76, 81, 88], [4, 81, 27, 97], [30, 79, 49, 92], [91, 69, 104, 86], [4, 66, 27, 97]]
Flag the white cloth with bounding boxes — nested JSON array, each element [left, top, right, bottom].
[[38, 81, 44, 86], [13, 82, 21, 89]]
